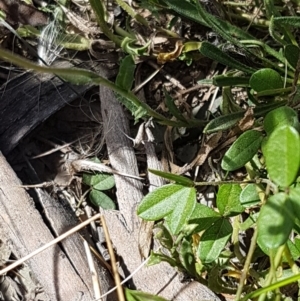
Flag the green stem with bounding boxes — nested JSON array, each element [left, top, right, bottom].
[[0, 48, 205, 128], [228, 12, 270, 27], [258, 245, 285, 301], [235, 226, 259, 301], [194, 180, 257, 187], [88, 0, 122, 46]]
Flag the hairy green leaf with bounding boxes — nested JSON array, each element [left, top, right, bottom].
[[204, 111, 244, 134], [240, 184, 261, 207], [250, 68, 283, 92], [185, 203, 220, 235], [147, 251, 178, 267], [180, 237, 197, 276], [148, 169, 194, 187], [257, 193, 294, 249], [221, 130, 263, 171], [199, 42, 255, 74], [89, 189, 116, 209], [137, 184, 196, 234], [198, 218, 232, 263], [264, 106, 299, 135], [285, 44, 300, 69], [273, 16, 300, 28], [263, 125, 300, 187], [116, 55, 136, 90], [83, 173, 115, 190], [213, 75, 250, 87], [216, 184, 243, 217]]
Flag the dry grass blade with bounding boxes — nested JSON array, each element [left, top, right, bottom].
[[71, 159, 144, 180], [100, 215, 125, 301], [83, 240, 102, 300], [0, 213, 102, 276]]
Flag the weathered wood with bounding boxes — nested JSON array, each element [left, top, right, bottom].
[[0, 153, 113, 300], [100, 85, 221, 300]]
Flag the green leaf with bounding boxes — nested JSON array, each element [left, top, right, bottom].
[[286, 239, 300, 261], [273, 16, 300, 28], [58, 33, 91, 51], [198, 218, 232, 264], [116, 55, 136, 90], [137, 184, 196, 234], [221, 86, 243, 114], [221, 130, 263, 171], [204, 111, 244, 134], [213, 75, 250, 87], [115, 55, 148, 121], [204, 101, 287, 134], [89, 189, 116, 209], [264, 106, 299, 136], [125, 288, 169, 301], [257, 193, 295, 249], [285, 44, 300, 69], [216, 184, 243, 217], [240, 184, 261, 207], [249, 68, 283, 93], [154, 223, 174, 250], [162, 0, 208, 26], [148, 169, 194, 187], [147, 251, 178, 268], [185, 203, 220, 235], [164, 88, 187, 123], [83, 173, 115, 190], [199, 42, 255, 74], [263, 125, 300, 187], [121, 37, 151, 56], [239, 212, 259, 231], [180, 237, 197, 276]]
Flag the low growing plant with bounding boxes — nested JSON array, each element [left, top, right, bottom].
[[2, 0, 300, 299]]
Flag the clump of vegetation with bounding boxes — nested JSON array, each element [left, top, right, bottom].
[[2, 0, 300, 300]]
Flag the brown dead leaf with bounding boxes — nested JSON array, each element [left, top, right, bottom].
[[228, 107, 255, 137]]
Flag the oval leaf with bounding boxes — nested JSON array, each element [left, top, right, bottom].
[[203, 111, 244, 134], [198, 218, 232, 264], [240, 184, 261, 207], [264, 125, 300, 187], [148, 169, 194, 187], [250, 68, 283, 92], [264, 106, 299, 136], [115, 55, 135, 90], [89, 189, 116, 210], [185, 203, 220, 235], [285, 44, 300, 68], [257, 193, 294, 250], [216, 184, 243, 217], [137, 184, 196, 222], [221, 130, 263, 171], [166, 188, 196, 234], [83, 173, 115, 190]]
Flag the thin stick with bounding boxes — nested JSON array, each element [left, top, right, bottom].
[[83, 240, 102, 300], [0, 213, 102, 276], [100, 215, 125, 301], [93, 257, 150, 300]]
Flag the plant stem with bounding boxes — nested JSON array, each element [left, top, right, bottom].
[[228, 12, 270, 27], [194, 180, 257, 187], [235, 225, 259, 301]]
